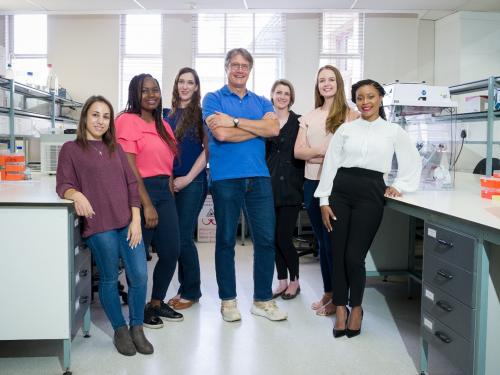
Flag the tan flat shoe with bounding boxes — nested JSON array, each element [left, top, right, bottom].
[[173, 299, 198, 310], [167, 297, 181, 307], [316, 301, 336, 316]]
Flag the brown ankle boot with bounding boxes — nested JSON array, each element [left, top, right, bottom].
[[130, 325, 154, 354], [113, 326, 136, 356]]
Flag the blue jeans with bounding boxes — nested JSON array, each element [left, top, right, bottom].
[[143, 176, 180, 301], [174, 174, 208, 300], [211, 177, 276, 301], [304, 179, 333, 293], [86, 226, 147, 329]]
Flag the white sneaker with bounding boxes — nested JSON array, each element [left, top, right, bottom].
[[221, 299, 242, 322], [251, 300, 288, 321]]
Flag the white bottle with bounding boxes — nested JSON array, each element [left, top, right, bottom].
[[5, 64, 14, 80], [46, 64, 59, 95], [26, 71, 34, 87]]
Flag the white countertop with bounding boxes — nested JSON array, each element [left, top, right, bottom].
[[388, 172, 500, 231], [1, 173, 499, 230], [0, 174, 71, 205]]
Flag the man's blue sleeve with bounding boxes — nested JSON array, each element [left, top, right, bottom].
[[261, 96, 275, 115], [202, 92, 221, 121]]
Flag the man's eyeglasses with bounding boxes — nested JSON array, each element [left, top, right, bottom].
[[229, 63, 250, 72]]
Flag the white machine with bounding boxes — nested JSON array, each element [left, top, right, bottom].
[[40, 133, 75, 174], [383, 82, 458, 190]]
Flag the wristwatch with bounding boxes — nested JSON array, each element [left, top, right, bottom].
[[233, 117, 240, 127]]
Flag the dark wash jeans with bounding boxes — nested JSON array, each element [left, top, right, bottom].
[[211, 177, 276, 301], [304, 178, 333, 294], [174, 174, 208, 300]]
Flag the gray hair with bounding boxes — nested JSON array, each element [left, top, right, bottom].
[[224, 48, 254, 70]]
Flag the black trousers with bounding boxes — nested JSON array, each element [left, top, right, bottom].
[[275, 205, 301, 281], [328, 167, 386, 307]]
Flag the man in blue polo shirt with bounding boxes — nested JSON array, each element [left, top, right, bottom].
[[203, 48, 287, 322]]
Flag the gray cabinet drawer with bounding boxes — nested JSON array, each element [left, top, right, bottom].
[[422, 283, 475, 341], [74, 246, 90, 274], [421, 313, 472, 374], [423, 253, 475, 307], [72, 215, 83, 248], [75, 252, 91, 292], [424, 223, 476, 272]]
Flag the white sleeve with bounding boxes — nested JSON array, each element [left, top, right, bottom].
[[391, 126, 422, 193], [314, 127, 344, 205]]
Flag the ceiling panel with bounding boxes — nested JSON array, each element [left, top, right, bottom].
[[354, 0, 468, 11], [29, 0, 141, 12], [139, 0, 246, 11], [0, 0, 46, 12], [460, 0, 500, 12], [420, 10, 455, 20], [247, 0, 354, 10]]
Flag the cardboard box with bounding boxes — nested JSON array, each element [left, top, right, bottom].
[[464, 95, 488, 113], [197, 194, 216, 243]]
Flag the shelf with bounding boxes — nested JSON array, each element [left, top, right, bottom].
[[430, 110, 500, 123], [0, 107, 78, 123], [449, 76, 500, 95]]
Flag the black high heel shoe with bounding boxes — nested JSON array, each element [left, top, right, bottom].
[[332, 307, 350, 338], [346, 308, 364, 338]]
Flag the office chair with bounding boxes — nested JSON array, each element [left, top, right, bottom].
[[472, 157, 500, 175]]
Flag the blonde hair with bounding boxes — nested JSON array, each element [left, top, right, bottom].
[[314, 65, 349, 135]]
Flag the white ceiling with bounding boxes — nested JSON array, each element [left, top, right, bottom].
[[0, 0, 499, 20]]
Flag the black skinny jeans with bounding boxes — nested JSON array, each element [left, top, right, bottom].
[[328, 167, 386, 307], [142, 175, 180, 301], [275, 205, 301, 281]]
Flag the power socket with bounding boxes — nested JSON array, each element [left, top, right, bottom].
[[460, 129, 467, 139]]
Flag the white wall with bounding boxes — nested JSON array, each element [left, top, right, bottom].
[[162, 14, 193, 107], [47, 15, 120, 111], [285, 13, 320, 115]]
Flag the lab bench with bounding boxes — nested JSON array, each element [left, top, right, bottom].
[[0, 175, 91, 375]]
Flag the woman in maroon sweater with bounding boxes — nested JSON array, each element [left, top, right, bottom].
[[56, 95, 152, 357]]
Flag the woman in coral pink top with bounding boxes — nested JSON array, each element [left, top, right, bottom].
[[116, 74, 183, 329]]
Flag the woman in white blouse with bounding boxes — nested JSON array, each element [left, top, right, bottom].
[[314, 79, 421, 338]]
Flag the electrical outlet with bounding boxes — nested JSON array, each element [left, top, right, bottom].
[[459, 125, 468, 139]]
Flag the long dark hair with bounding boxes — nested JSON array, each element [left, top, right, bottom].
[[169, 67, 203, 142], [123, 73, 177, 153], [76, 95, 116, 153], [351, 79, 387, 120], [314, 65, 349, 136]]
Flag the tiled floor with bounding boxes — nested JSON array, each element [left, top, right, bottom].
[[0, 241, 461, 375]]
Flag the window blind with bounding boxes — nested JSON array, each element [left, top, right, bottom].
[[320, 12, 365, 97], [193, 13, 286, 98], [119, 14, 162, 110]]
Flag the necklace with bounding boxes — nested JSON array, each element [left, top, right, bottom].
[[89, 142, 103, 156]]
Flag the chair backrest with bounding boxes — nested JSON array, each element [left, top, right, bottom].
[[473, 158, 500, 175]]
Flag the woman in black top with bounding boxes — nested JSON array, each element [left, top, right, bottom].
[[266, 79, 305, 300]]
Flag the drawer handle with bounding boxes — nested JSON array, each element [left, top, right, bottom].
[[79, 269, 88, 278], [436, 300, 453, 312], [435, 331, 452, 344], [436, 269, 454, 280], [79, 296, 89, 304], [437, 239, 453, 248]]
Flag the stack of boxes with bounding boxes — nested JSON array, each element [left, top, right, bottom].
[[480, 171, 500, 200], [0, 153, 26, 181]]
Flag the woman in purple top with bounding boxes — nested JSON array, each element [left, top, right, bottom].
[[164, 67, 208, 310], [56, 95, 152, 357]]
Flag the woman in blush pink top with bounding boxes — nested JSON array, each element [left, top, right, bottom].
[[294, 65, 358, 317], [116, 74, 183, 329]]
